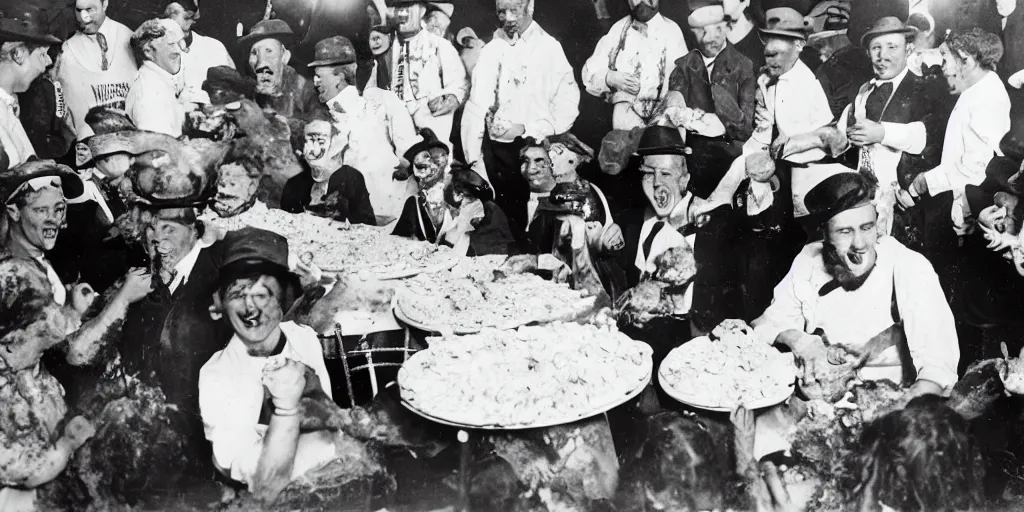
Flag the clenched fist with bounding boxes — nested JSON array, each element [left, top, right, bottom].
[[263, 358, 307, 411]]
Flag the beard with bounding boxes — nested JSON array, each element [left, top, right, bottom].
[[822, 239, 875, 291], [632, 3, 658, 22]]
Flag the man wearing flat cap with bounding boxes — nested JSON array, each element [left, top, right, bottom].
[[164, 0, 235, 107], [614, 125, 739, 337], [310, 35, 419, 224], [582, 0, 688, 130], [661, 0, 756, 200], [238, 19, 318, 119], [753, 172, 959, 410], [385, 0, 467, 149], [0, 10, 62, 166], [57, 0, 138, 140]]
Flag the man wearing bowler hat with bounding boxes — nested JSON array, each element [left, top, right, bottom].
[[237, 19, 318, 119], [0, 10, 62, 166], [164, 0, 235, 107], [309, 36, 419, 224], [614, 125, 739, 337], [385, 0, 467, 149]]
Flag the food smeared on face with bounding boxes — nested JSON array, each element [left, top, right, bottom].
[[823, 203, 879, 290], [548, 143, 581, 184], [6, 186, 67, 252], [222, 274, 285, 346], [212, 162, 260, 217], [640, 154, 689, 218], [248, 38, 289, 96], [520, 146, 556, 193], [412, 149, 447, 188], [143, 215, 199, 273]]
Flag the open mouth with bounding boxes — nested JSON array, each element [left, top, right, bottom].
[[847, 251, 864, 265], [239, 309, 262, 329], [42, 227, 58, 239], [653, 185, 670, 209]]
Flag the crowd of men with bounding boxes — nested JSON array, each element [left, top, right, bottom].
[[2, 0, 1024, 509]]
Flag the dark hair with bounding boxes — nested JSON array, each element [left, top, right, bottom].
[[840, 395, 984, 512], [85, 106, 136, 135], [946, 28, 1004, 71], [444, 169, 494, 206], [518, 137, 547, 160], [216, 265, 299, 311], [220, 142, 264, 180], [303, 107, 339, 136], [130, 19, 170, 66]]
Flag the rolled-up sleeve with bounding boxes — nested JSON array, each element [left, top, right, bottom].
[[894, 250, 959, 389], [753, 249, 811, 345]]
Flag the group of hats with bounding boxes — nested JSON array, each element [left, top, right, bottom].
[[0, 8, 60, 45]]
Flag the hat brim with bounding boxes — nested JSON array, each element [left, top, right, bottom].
[[860, 27, 918, 48], [236, 31, 296, 53], [758, 28, 810, 41], [308, 57, 357, 68], [403, 140, 449, 163], [216, 259, 303, 310], [635, 145, 688, 156], [3, 167, 85, 203], [0, 28, 60, 45]]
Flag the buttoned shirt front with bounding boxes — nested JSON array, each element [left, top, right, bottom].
[[462, 22, 580, 175], [754, 237, 959, 389], [634, 194, 697, 313], [0, 88, 34, 166], [199, 321, 334, 488], [758, 60, 834, 164], [125, 61, 187, 137]]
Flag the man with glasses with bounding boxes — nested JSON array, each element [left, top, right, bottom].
[[125, 19, 189, 136], [164, 0, 235, 107]]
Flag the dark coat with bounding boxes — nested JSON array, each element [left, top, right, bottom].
[[815, 46, 874, 119], [18, 77, 75, 163], [393, 196, 518, 256], [614, 203, 740, 332], [281, 165, 377, 226], [255, 65, 320, 119], [732, 29, 765, 72]]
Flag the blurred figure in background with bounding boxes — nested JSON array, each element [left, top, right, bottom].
[[164, 0, 235, 107]]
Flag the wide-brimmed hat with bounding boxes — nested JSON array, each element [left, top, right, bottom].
[[237, 19, 295, 53], [0, 160, 84, 204], [308, 36, 357, 68], [860, 16, 918, 48], [402, 128, 446, 163], [634, 125, 688, 156], [0, 9, 60, 45], [803, 172, 876, 228], [215, 226, 303, 309], [848, 0, 908, 48], [759, 7, 814, 41]]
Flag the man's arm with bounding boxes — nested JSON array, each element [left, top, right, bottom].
[[716, 60, 757, 141], [250, 412, 302, 501], [581, 22, 620, 98], [65, 269, 152, 365], [527, 44, 580, 139], [751, 247, 811, 346], [922, 101, 1010, 196], [385, 91, 420, 157], [895, 249, 959, 391], [437, 39, 469, 104], [344, 167, 377, 226], [461, 45, 499, 175]]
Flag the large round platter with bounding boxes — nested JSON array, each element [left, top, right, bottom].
[[658, 333, 796, 412], [329, 254, 461, 281], [398, 324, 653, 429]]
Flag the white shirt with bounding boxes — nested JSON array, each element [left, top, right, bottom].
[[125, 61, 187, 137], [837, 67, 927, 186], [390, 29, 468, 109], [922, 71, 1011, 229], [752, 60, 834, 164], [582, 14, 687, 105], [0, 88, 34, 166], [462, 23, 580, 177], [634, 195, 697, 313], [37, 256, 66, 306], [167, 239, 211, 295], [754, 237, 959, 389], [199, 321, 334, 488], [327, 85, 419, 223], [181, 32, 235, 105]]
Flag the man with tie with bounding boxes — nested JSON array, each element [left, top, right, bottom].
[[385, 0, 467, 148], [582, 0, 688, 130], [125, 19, 189, 137], [827, 17, 944, 240], [614, 125, 739, 337], [57, 0, 138, 140], [461, 0, 581, 239]]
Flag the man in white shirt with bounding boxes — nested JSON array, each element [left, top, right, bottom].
[[462, 0, 581, 239], [386, 0, 467, 148], [125, 19, 188, 136], [582, 0, 687, 130], [0, 11, 61, 166], [164, 0, 235, 107], [58, 0, 138, 140], [200, 227, 358, 500], [310, 36, 420, 224], [908, 28, 1011, 235]]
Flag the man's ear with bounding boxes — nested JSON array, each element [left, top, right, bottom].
[[209, 292, 224, 320], [282, 48, 291, 66], [102, 0, 109, 11], [10, 46, 28, 65], [6, 204, 20, 223]]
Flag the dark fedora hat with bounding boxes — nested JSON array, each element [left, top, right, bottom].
[[449, 167, 494, 202], [402, 128, 448, 163], [860, 16, 918, 48], [215, 226, 303, 310], [308, 36, 358, 68], [237, 19, 295, 53], [0, 9, 61, 45], [803, 172, 876, 228], [0, 160, 84, 204], [759, 7, 814, 41], [634, 125, 688, 157]]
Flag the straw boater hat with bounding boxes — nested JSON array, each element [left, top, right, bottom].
[[687, 0, 726, 28]]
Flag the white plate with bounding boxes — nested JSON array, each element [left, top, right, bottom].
[[392, 289, 598, 335]]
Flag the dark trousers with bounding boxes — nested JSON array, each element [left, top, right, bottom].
[[482, 136, 530, 242]]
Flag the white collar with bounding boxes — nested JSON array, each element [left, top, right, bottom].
[[224, 321, 311, 363], [0, 87, 17, 109], [530, 191, 550, 200], [84, 17, 116, 42], [777, 59, 813, 83], [142, 60, 179, 80], [962, 70, 1003, 99], [329, 85, 362, 111], [168, 239, 211, 293], [870, 66, 910, 90], [512, 22, 543, 45]]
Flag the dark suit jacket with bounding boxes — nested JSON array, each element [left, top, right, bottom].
[[18, 77, 75, 162], [392, 196, 518, 256], [281, 166, 377, 226], [668, 44, 757, 143], [816, 46, 873, 119], [614, 203, 740, 331]]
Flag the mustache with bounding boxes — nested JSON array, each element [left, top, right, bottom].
[[255, 66, 275, 76]]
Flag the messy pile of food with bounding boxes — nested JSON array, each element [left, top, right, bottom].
[[201, 208, 457, 277], [658, 320, 796, 410], [399, 323, 653, 427], [395, 270, 597, 333]]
